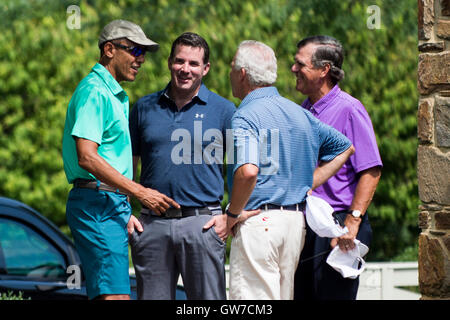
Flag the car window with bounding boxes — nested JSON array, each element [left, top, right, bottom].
[[0, 217, 67, 280]]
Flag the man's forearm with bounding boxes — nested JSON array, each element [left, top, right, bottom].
[[336, 166, 382, 249], [76, 138, 179, 213], [79, 149, 145, 197], [76, 138, 145, 197], [349, 166, 382, 215], [228, 164, 258, 215], [312, 145, 355, 190]]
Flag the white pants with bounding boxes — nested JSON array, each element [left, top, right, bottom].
[[229, 209, 306, 300]]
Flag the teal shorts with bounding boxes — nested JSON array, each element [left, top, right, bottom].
[[66, 187, 131, 299]]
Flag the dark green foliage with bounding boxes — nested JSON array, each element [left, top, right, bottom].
[[0, 0, 418, 260]]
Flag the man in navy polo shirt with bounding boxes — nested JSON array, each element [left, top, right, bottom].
[[128, 32, 235, 300]]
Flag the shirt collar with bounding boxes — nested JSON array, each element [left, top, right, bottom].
[[92, 63, 126, 97], [159, 82, 209, 105], [302, 85, 341, 115], [240, 86, 280, 107]]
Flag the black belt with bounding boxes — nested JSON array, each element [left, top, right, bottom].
[[141, 202, 221, 219], [73, 179, 130, 196], [259, 202, 305, 211]]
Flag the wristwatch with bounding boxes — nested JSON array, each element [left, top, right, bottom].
[[348, 209, 362, 218], [225, 203, 241, 219]]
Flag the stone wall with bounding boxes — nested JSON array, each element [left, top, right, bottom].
[[418, 0, 450, 299]]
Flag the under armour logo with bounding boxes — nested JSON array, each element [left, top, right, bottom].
[[195, 113, 204, 119]]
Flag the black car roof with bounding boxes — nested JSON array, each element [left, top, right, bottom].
[[0, 196, 75, 253]]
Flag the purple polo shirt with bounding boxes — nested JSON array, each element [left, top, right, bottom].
[[302, 85, 382, 211]]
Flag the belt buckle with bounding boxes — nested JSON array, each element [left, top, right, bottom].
[[163, 207, 183, 218]]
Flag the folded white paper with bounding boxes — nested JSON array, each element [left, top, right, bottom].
[[326, 239, 369, 279], [305, 195, 348, 238]]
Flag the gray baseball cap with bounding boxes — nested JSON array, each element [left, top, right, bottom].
[[98, 20, 159, 52]]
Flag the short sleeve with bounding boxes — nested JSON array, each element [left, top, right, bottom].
[[345, 108, 382, 173], [71, 88, 105, 145]]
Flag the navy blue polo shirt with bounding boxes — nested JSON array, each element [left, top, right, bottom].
[[129, 83, 236, 207]]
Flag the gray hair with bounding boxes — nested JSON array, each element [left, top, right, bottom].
[[297, 35, 345, 84], [234, 40, 277, 87]]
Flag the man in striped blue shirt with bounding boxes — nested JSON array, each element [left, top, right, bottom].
[[226, 40, 355, 300]]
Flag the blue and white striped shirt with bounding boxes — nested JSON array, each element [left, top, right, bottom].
[[228, 86, 352, 210]]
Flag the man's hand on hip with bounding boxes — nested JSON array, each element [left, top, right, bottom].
[[127, 215, 143, 236], [203, 214, 228, 241]]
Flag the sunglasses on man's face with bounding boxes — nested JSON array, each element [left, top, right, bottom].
[[111, 42, 147, 57]]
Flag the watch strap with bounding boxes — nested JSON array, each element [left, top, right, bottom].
[[225, 203, 241, 218], [226, 208, 241, 218]]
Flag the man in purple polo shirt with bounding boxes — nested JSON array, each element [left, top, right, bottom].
[[291, 35, 382, 300]]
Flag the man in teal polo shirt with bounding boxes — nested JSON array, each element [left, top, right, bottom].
[[62, 20, 178, 300]]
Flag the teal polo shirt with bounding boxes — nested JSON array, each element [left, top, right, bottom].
[[62, 63, 133, 183]]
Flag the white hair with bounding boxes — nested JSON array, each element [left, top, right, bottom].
[[234, 40, 277, 87]]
